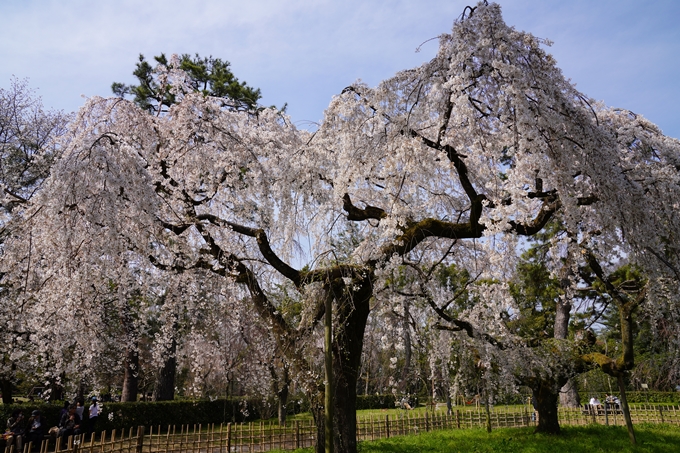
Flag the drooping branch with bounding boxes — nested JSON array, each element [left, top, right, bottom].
[[2, 187, 28, 204], [197, 214, 302, 286], [645, 246, 680, 281], [410, 130, 480, 205], [404, 279, 506, 350], [189, 222, 321, 391]]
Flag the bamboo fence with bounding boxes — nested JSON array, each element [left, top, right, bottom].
[[4, 404, 678, 453]]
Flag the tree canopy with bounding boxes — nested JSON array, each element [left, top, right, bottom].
[[2, 2, 679, 452]]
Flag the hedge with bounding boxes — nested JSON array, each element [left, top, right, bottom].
[[355, 394, 398, 410], [0, 398, 270, 433]]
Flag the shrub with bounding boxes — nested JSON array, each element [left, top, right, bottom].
[[1, 398, 264, 433]]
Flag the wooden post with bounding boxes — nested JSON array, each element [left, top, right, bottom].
[[239, 422, 243, 452], [226, 423, 231, 453], [260, 421, 264, 449], [218, 423, 224, 453], [659, 406, 665, 424], [425, 412, 430, 432], [98, 430, 106, 453], [385, 415, 390, 438], [135, 426, 145, 453], [456, 409, 461, 429], [295, 421, 300, 450], [164, 426, 171, 453], [604, 404, 609, 426]]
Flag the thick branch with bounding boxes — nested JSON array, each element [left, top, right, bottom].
[[433, 320, 505, 350], [197, 214, 302, 286], [381, 217, 482, 258], [342, 194, 386, 222], [508, 200, 558, 236]]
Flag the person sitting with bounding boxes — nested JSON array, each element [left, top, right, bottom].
[[27, 410, 45, 450], [58, 405, 82, 448], [6, 409, 26, 451], [589, 396, 601, 406], [58, 402, 70, 422]]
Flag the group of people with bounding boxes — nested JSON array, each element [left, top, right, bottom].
[[4, 397, 100, 451], [588, 394, 621, 408]]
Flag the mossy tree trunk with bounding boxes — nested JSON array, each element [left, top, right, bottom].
[[531, 378, 564, 434]]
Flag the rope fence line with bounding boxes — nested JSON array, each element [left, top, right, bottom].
[[3, 404, 678, 453]]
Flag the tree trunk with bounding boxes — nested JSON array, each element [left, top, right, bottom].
[[559, 378, 581, 408], [617, 374, 636, 444], [399, 299, 412, 392], [121, 347, 139, 402], [1, 378, 12, 404], [484, 387, 492, 433], [309, 278, 371, 453], [311, 396, 326, 453], [277, 381, 289, 426], [153, 339, 176, 401], [232, 256, 371, 453], [327, 281, 370, 453], [532, 380, 562, 434], [78, 379, 86, 401], [269, 362, 290, 426], [49, 380, 64, 401]]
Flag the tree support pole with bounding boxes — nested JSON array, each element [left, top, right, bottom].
[[324, 291, 334, 453], [617, 374, 636, 445]]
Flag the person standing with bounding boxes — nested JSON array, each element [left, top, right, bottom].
[[87, 397, 100, 435], [75, 399, 85, 420]]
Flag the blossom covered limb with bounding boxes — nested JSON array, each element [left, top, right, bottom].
[[197, 213, 303, 286]]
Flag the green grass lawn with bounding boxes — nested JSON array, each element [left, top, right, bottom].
[[272, 424, 680, 453]]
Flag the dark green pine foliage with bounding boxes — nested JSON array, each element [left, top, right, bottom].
[[112, 53, 262, 114], [507, 222, 563, 342]]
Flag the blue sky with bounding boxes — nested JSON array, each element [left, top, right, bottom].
[[2, 0, 678, 137]]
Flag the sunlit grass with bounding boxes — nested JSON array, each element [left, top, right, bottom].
[[270, 424, 680, 453]]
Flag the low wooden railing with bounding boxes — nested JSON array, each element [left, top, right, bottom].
[[3, 404, 678, 453]]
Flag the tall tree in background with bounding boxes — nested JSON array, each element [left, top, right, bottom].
[[0, 78, 69, 403], [112, 53, 262, 114]]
